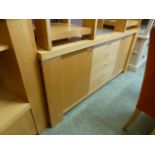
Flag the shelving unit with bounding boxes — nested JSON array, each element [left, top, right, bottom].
[[0, 43, 9, 52], [34, 19, 97, 50], [103, 19, 141, 32], [0, 20, 37, 135], [0, 20, 48, 134], [0, 88, 30, 133], [129, 19, 155, 71]]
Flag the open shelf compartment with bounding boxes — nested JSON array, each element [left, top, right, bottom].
[[51, 23, 92, 41], [0, 88, 30, 134], [103, 19, 141, 32], [34, 19, 97, 50]]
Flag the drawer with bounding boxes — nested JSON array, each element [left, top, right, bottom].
[[91, 64, 114, 81], [93, 39, 121, 53], [89, 40, 121, 91], [90, 66, 113, 91], [92, 40, 120, 73], [91, 60, 115, 75], [92, 40, 121, 64]]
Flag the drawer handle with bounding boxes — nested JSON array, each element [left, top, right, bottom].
[[107, 42, 112, 45]]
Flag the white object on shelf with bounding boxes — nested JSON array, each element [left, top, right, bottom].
[[129, 19, 154, 71]]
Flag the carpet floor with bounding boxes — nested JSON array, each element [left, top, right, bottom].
[[42, 65, 155, 135]]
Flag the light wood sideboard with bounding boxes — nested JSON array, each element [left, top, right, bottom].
[[37, 20, 139, 126]]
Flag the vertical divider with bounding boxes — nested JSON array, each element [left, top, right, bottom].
[[82, 19, 97, 40], [137, 19, 142, 29], [35, 19, 52, 51], [97, 19, 104, 28], [115, 20, 128, 32]]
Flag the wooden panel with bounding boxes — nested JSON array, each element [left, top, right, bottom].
[[35, 19, 52, 50], [90, 40, 121, 91], [104, 20, 117, 27], [82, 19, 97, 39], [41, 57, 63, 126], [127, 19, 140, 28], [97, 19, 104, 28], [115, 20, 128, 32], [2, 110, 37, 135], [41, 48, 92, 126], [113, 35, 133, 75], [6, 20, 48, 133], [104, 20, 127, 32], [61, 48, 92, 111], [0, 20, 28, 100], [0, 88, 30, 134], [38, 29, 139, 61]]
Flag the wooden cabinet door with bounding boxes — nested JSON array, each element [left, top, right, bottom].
[[61, 48, 92, 111], [113, 35, 133, 75]]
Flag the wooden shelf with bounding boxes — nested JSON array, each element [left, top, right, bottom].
[[104, 19, 140, 30], [51, 23, 92, 41], [126, 20, 140, 28], [0, 43, 9, 52], [0, 88, 30, 133], [96, 28, 114, 36], [104, 20, 117, 26], [53, 37, 82, 47]]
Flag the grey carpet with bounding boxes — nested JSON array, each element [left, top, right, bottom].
[[42, 64, 155, 135]]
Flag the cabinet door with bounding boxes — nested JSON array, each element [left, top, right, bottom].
[[90, 40, 121, 91], [113, 35, 133, 75], [61, 48, 92, 111]]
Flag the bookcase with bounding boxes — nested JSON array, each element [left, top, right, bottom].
[[129, 19, 155, 71], [0, 20, 48, 134]]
